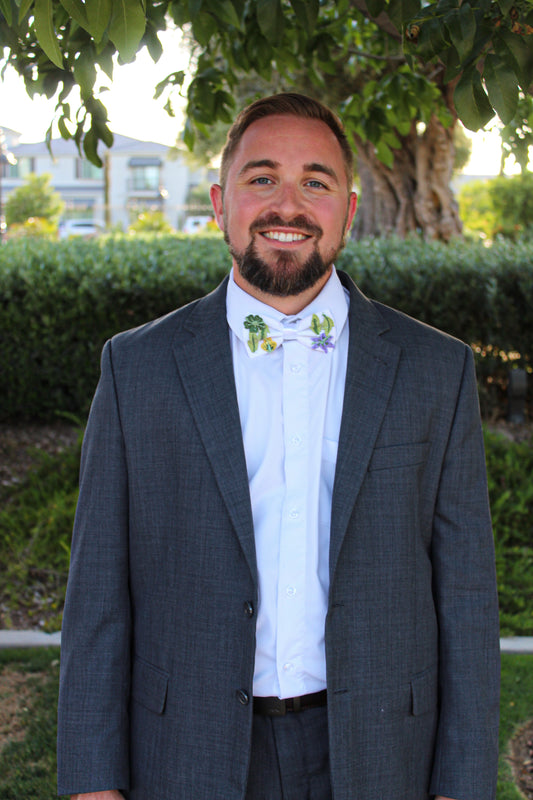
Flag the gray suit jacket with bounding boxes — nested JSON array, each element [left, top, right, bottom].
[[57, 272, 500, 800]]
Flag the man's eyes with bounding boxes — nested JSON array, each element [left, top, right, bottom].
[[250, 176, 327, 189]]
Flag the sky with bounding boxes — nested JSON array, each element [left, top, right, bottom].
[[0, 28, 506, 175], [0, 28, 189, 147]]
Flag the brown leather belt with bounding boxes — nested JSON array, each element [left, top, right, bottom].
[[253, 689, 327, 716]]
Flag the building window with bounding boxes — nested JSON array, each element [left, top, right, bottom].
[[1, 157, 34, 178], [76, 159, 103, 179], [130, 165, 160, 191]]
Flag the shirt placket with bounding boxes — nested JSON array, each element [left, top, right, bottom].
[[277, 337, 309, 696]]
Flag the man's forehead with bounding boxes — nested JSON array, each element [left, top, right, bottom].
[[230, 114, 345, 171]]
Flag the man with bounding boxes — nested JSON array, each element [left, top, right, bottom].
[[57, 93, 500, 800]]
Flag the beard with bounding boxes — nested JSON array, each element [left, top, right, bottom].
[[225, 212, 347, 297]]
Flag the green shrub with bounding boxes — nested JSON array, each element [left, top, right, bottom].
[[0, 234, 230, 421], [1, 234, 532, 421], [485, 428, 533, 636]]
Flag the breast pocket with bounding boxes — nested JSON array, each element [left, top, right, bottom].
[[368, 441, 430, 472]]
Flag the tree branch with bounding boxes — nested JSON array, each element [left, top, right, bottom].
[[348, 0, 403, 41]]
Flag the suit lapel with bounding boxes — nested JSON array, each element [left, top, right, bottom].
[[171, 278, 257, 583], [329, 274, 401, 580]]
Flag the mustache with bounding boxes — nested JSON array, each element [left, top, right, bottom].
[[249, 213, 323, 239]]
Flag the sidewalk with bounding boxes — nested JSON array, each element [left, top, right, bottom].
[[0, 630, 532, 653]]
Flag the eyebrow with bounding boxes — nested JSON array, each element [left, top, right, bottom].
[[238, 159, 279, 176], [238, 159, 339, 184], [303, 162, 339, 183]]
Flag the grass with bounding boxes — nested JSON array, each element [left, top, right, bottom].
[[0, 648, 530, 798], [0, 647, 60, 799]]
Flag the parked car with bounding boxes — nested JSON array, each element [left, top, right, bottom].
[[58, 219, 104, 239], [182, 215, 212, 234]]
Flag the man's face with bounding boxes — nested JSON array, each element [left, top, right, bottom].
[[210, 114, 357, 300]]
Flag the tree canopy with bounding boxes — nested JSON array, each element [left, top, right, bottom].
[[1, 0, 532, 166]]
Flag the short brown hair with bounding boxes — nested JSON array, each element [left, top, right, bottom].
[[219, 92, 354, 192]]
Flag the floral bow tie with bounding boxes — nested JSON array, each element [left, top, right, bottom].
[[243, 312, 336, 357]]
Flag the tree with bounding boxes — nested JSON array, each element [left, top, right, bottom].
[[5, 172, 64, 228], [1, 0, 532, 239]]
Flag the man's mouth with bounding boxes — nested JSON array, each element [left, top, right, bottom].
[[261, 230, 310, 243]]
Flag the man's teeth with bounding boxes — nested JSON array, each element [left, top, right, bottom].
[[263, 231, 307, 242]]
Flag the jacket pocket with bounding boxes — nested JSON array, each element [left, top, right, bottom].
[[410, 664, 438, 716], [131, 654, 169, 715], [368, 441, 430, 472]]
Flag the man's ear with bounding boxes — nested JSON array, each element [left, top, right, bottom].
[[345, 191, 357, 234], [210, 184, 224, 232]]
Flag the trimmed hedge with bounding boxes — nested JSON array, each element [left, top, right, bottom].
[[1, 234, 532, 421]]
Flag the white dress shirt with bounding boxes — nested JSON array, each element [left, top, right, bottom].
[[226, 267, 349, 698]]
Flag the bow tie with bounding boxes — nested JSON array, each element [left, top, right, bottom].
[[243, 312, 336, 357]]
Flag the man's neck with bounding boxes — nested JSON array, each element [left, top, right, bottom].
[[232, 266, 333, 315]]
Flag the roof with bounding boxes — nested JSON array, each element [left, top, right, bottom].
[[9, 131, 173, 159]]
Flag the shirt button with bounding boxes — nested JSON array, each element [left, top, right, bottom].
[[286, 586, 297, 597], [243, 601, 254, 618], [289, 509, 299, 520], [283, 662, 293, 672], [290, 363, 302, 373], [290, 435, 302, 446], [236, 689, 250, 705]]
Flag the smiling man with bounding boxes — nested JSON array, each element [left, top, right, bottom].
[[57, 94, 500, 800]]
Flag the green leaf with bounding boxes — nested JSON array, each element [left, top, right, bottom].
[[163, 98, 175, 117], [365, 0, 387, 15], [108, 0, 146, 62], [322, 314, 334, 334], [211, 0, 243, 31], [483, 54, 518, 125], [0, 0, 13, 25], [96, 43, 115, 80], [311, 314, 321, 334], [144, 24, 163, 62], [84, 0, 113, 43], [289, 0, 318, 35], [454, 67, 494, 131], [57, 115, 72, 139], [94, 117, 113, 148], [74, 47, 97, 100], [82, 125, 103, 167], [444, 3, 475, 63], [191, 12, 217, 47], [375, 140, 394, 168], [34, 0, 64, 68], [495, 29, 533, 93], [183, 118, 195, 151], [58, 0, 89, 29], [18, 0, 34, 24], [256, 0, 284, 44]]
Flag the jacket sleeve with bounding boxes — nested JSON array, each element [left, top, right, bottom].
[[57, 340, 131, 796], [429, 345, 500, 800]]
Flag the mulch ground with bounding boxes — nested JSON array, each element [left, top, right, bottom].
[[0, 421, 80, 490], [510, 719, 533, 799]]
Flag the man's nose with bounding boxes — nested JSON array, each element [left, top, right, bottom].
[[271, 182, 305, 218]]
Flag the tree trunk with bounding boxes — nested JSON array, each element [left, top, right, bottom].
[[352, 115, 462, 240]]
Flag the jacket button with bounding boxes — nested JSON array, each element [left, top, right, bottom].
[[243, 601, 254, 618], [236, 689, 250, 706]]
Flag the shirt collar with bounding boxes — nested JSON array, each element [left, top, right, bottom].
[[226, 267, 349, 346]]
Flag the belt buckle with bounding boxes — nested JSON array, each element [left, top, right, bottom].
[[270, 697, 287, 716]]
